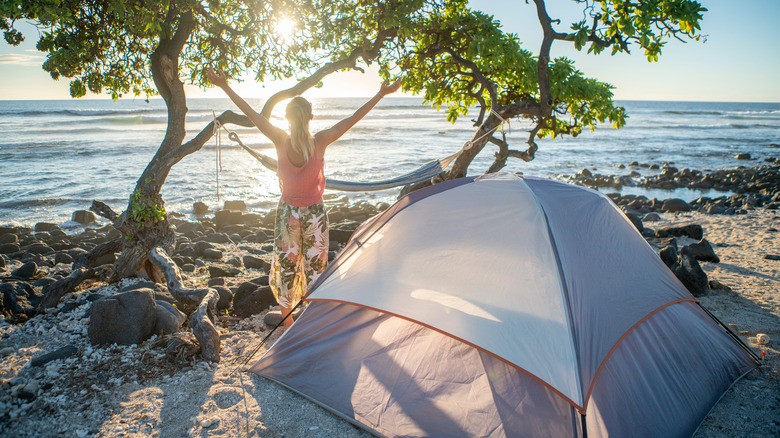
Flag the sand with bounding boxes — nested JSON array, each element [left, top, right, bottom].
[[0, 209, 778, 437]]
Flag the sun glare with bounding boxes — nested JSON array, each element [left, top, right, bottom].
[[275, 17, 297, 42]]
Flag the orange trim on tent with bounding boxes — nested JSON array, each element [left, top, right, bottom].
[[582, 297, 698, 411], [307, 297, 587, 413]]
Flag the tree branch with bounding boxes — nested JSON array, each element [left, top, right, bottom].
[[148, 246, 220, 362]]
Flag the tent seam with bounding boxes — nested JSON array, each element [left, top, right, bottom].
[[520, 177, 586, 412]]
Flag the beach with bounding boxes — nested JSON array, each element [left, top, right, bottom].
[[0, 95, 779, 436], [0, 169, 778, 436]]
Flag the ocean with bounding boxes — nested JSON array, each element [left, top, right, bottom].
[[1, 97, 778, 227]]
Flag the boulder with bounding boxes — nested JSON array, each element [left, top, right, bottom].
[[1, 281, 41, 318], [659, 246, 678, 268], [211, 286, 234, 310], [208, 264, 241, 278], [88, 289, 157, 345], [121, 281, 176, 305], [655, 224, 704, 240], [688, 239, 720, 263], [671, 247, 709, 297], [623, 211, 643, 232], [154, 300, 186, 334], [71, 210, 98, 225], [233, 284, 277, 318], [223, 200, 247, 211], [243, 255, 270, 271], [0, 243, 20, 254], [193, 201, 210, 215], [54, 252, 74, 266], [11, 261, 37, 279], [735, 153, 751, 160], [661, 199, 692, 213], [642, 213, 661, 222], [0, 234, 18, 244], [214, 210, 244, 228], [201, 248, 224, 260], [33, 222, 60, 233]]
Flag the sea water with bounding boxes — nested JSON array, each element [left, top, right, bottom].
[[0, 98, 778, 226]]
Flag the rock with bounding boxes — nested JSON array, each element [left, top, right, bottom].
[[211, 286, 233, 310], [329, 228, 356, 245], [34, 222, 60, 233], [659, 246, 678, 268], [671, 247, 709, 297], [205, 233, 232, 244], [120, 281, 176, 304], [54, 252, 74, 266], [24, 243, 54, 255], [656, 224, 704, 240], [735, 153, 752, 160], [154, 300, 186, 335], [208, 264, 240, 278], [756, 333, 770, 345], [0, 255, 4, 269], [214, 210, 244, 228], [201, 248, 224, 260], [193, 202, 210, 215], [643, 213, 661, 222], [88, 289, 157, 345], [661, 199, 692, 213], [207, 277, 226, 287], [1, 282, 41, 318], [764, 254, 780, 261], [0, 243, 20, 254], [243, 255, 270, 271], [708, 280, 732, 292], [30, 345, 79, 367], [623, 211, 643, 232], [71, 210, 98, 225], [11, 261, 37, 278], [0, 234, 18, 244], [578, 168, 593, 178], [688, 239, 720, 263], [233, 285, 277, 318], [223, 200, 247, 211], [226, 256, 242, 268], [263, 308, 301, 329]]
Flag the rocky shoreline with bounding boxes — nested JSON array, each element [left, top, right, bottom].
[[0, 163, 778, 437]]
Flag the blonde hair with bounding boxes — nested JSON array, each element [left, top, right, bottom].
[[285, 96, 315, 162]]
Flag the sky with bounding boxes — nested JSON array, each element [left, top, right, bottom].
[[0, 0, 778, 102]]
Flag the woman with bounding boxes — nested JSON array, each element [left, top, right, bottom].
[[208, 68, 401, 329]]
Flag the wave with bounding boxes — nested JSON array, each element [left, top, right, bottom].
[[0, 108, 160, 117]]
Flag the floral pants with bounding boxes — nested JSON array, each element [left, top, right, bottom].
[[270, 199, 329, 308]]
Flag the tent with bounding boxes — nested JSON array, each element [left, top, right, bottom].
[[251, 173, 758, 437]]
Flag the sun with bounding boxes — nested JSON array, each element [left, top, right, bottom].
[[275, 17, 298, 42]]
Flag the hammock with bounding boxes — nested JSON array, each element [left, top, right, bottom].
[[212, 109, 506, 192]]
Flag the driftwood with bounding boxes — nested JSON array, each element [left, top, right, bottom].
[[38, 238, 123, 311], [39, 267, 95, 310], [147, 246, 221, 362]]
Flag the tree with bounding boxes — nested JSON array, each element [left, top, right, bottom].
[[2, 0, 705, 361]]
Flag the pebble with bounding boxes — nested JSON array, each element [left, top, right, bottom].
[[756, 333, 770, 345]]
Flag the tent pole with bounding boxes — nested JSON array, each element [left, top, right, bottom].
[[696, 303, 761, 363], [581, 414, 588, 438], [237, 299, 306, 367]]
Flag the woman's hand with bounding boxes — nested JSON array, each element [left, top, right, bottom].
[[378, 79, 402, 97], [208, 68, 229, 89]]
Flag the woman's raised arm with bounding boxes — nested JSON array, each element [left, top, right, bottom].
[[314, 79, 401, 149], [208, 68, 288, 145]]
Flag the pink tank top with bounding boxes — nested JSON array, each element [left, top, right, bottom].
[[276, 149, 326, 207]]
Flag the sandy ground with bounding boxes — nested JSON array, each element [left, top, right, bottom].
[[0, 209, 778, 437]]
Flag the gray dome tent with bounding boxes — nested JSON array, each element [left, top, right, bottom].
[[252, 173, 757, 437]]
